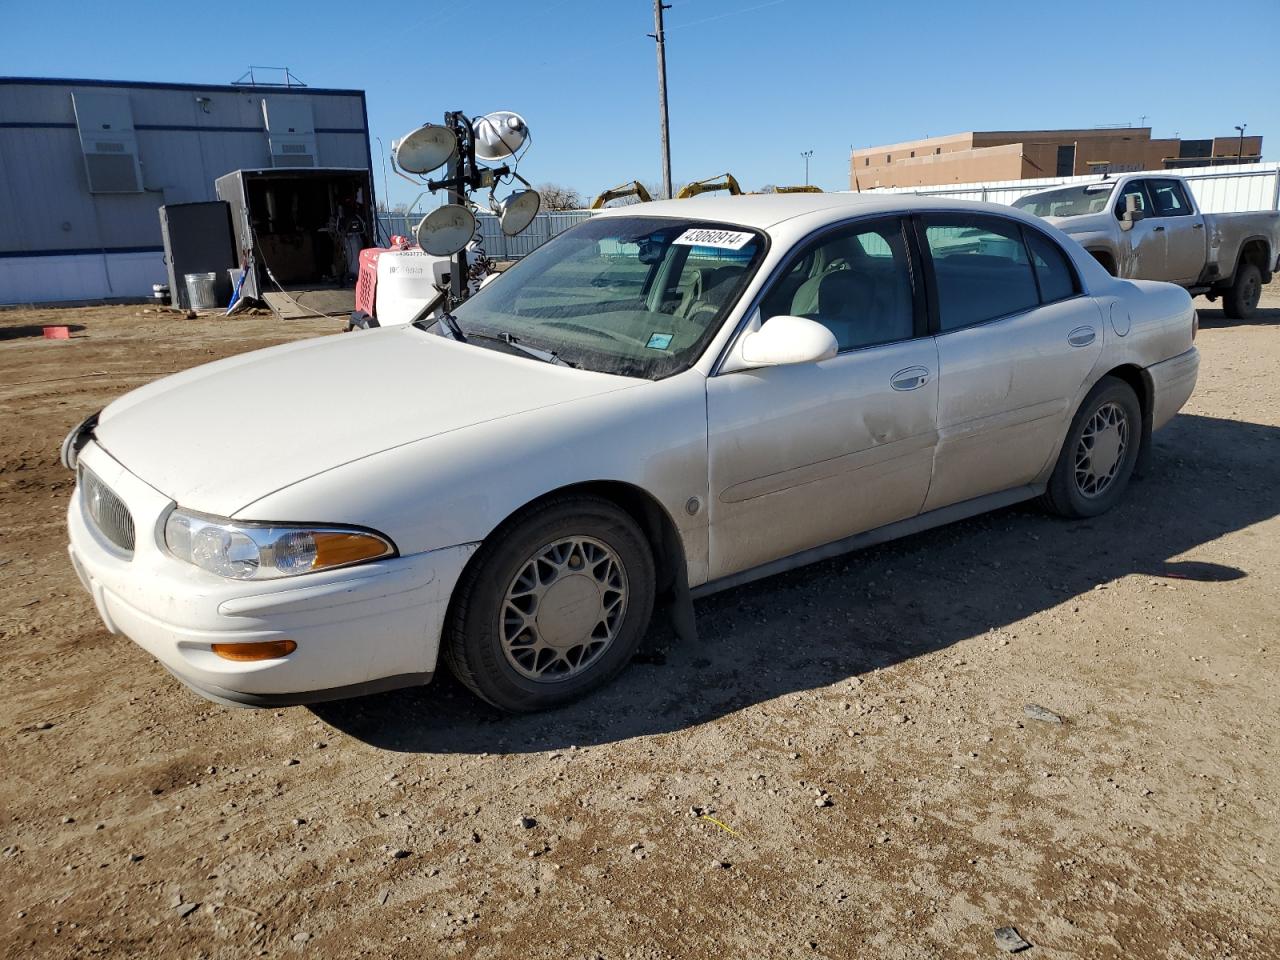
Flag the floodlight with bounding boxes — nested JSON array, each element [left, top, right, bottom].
[[492, 188, 542, 236], [394, 123, 458, 174], [473, 111, 528, 161], [414, 204, 477, 256]]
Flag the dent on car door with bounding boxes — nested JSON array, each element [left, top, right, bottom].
[[918, 213, 1103, 512], [1115, 179, 1167, 279], [705, 217, 939, 580]]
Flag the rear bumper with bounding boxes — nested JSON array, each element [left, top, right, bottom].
[[1149, 346, 1199, 432], [67, 442, 476, 707]]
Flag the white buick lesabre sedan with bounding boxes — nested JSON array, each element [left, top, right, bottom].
[[64, 194, 1199, 712]]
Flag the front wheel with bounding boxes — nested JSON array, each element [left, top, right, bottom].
[[1043, 377, 1142, 519], [443, 496, 656, 712], [1222, 263, 1262, 320]]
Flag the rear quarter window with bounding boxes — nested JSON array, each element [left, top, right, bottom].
[[1024, 230, 1080, 304]]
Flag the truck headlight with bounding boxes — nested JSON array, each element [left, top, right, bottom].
[[164, 509, 396, 580]]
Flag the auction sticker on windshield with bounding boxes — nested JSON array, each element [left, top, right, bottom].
[[672, 228, 755, 250]]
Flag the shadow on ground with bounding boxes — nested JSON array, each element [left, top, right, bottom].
[[313, 413, 1278, 754], [1195, 300, 1279, 330], [0, 324, 87, 341]]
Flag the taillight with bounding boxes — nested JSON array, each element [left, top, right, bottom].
[[1192, 310, 1199, 340]]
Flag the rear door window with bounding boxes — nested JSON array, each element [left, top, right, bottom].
[[920, 214, 1040, 331]]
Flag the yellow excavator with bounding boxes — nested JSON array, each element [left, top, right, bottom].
[[591, 174, 822, 208], [676, 172, 744, 199], [677, 174, 823, 197], [590, 181, 653, 209]]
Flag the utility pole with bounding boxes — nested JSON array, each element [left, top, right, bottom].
[[801, 150, 814, 186], [1235, 123, 1248, 165], [651, 0, 673, 199]]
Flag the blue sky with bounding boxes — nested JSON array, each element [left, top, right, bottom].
[[3, 0, 1276, 208]]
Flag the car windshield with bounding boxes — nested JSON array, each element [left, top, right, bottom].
[[1012, 184, 1114, 219], [441, 215, 766, 379]]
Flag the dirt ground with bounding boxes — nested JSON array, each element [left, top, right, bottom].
[[1, 290, 1278, 960]]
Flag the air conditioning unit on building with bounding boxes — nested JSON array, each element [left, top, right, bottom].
[[71, 91, 143, 194], [261, 97, 318, 168]]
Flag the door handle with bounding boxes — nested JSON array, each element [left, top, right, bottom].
[[1068, 326, 1096, 347], [891, 366, 930, 391], [1153, 225, 1165, 232], [1193, 223, 1204, 229]]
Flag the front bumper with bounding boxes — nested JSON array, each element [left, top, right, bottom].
[[66, 442, 477, 707]]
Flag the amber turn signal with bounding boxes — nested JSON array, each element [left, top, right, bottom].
[[312, 532, 393, 568], [211, 639, 297, 662]]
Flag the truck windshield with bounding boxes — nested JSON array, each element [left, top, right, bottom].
[[1013, 185, 1113, 219], [441, 215, 766, 380]]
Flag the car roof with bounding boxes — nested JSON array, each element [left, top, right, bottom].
[[589, 192, 1043, 230]]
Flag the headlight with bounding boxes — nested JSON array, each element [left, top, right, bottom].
[[164, 509, 396, 580]]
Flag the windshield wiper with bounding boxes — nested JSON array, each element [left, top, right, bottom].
[[411, 307, 468, 342], [437, 309, 467, 342], [413, 313, 574, 367], [475, 331, 575, 367]]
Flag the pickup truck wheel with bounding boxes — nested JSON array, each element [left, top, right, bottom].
[[443, 496, 656, 712], [1222, 263, 1262, 320], [1042, 377, 1141, 519]]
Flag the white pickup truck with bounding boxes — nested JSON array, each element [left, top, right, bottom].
[[1013, 173, 1280, 318]]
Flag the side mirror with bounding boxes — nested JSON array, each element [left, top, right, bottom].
[[734, 315, 838, 369], [1118, 194, 1146, 231]]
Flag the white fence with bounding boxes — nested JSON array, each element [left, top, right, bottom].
[[376, 209, 595, 260], [859, 161, 1280, 214]]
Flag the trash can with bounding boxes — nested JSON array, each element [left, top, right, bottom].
[[184, 272, 218, 311]]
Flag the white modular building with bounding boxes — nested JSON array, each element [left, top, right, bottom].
[[0, 76, 373, 304]]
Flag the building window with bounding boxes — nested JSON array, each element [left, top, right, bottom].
[[865, 158, 869, 166], [1056, 144, 1076, 177], [935, 147, 941, 155], [885, 154, 891, 163], [910, 151, 915, 158]]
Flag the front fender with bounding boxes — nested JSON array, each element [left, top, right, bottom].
[[234, 369, 713, 587]]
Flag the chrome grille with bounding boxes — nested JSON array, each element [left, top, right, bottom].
[[79, 466, 135, 553]]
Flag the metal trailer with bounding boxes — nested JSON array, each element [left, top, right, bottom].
[[216, 167, 375, 303]]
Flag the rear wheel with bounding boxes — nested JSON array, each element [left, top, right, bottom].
[[1043, 377, 1142, 519], [1222, 263, 1262, 320], [443, 496, 655, 712]]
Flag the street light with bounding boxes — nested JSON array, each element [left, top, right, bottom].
[[1234, 123, 1248, 165], [801, 149, 814, 186]]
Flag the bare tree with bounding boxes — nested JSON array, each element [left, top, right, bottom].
[[537, 183, 584, 211]]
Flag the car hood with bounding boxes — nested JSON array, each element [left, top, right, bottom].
[[1041, 212, 1110, 235], [93, 326, 638, 517]]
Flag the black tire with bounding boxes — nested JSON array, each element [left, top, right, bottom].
[[1222, 262, 1262, 320], [1042, 377, 1142, 519], [443, 496, 656, 712]]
